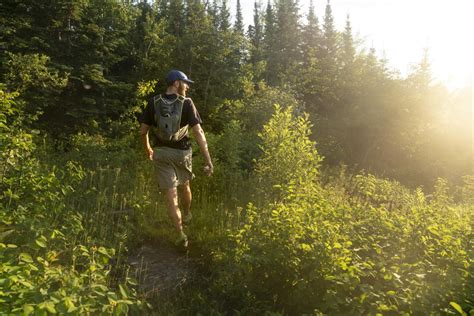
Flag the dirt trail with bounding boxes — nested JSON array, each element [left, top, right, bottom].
[[128, 241, 199, 298]]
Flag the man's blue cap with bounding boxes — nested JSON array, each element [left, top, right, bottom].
[[165, 70, 194, 85]]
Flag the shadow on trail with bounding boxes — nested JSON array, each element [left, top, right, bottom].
[[127, 240, 209, 301]]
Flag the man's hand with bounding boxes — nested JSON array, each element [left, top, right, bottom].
[[203, 162, 214, 176], [147, 147, 154, 161], [192, 124, 214, 177]]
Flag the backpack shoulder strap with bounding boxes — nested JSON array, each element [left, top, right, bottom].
[[152, 95, 162, 119]]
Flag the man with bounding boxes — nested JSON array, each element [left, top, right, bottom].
[[139, 70, 213, 248]]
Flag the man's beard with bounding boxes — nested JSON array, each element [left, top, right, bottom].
[[178, 82, 187, 96]]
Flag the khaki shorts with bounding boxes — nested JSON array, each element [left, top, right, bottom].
[[153, 147, 193, 190]]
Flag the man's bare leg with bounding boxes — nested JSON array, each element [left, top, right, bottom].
[[165, 187, 183, 233], [179, 181, 192, 219]]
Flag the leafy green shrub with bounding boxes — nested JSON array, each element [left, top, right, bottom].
[[204, 105, 472, 315], [0, 87, 146, 314], [254, 104, 322, 203]]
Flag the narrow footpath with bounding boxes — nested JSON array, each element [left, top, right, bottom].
[[127, 241, 201, 299]]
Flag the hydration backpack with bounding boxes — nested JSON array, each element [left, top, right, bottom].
[[152, 95, 188, 142]]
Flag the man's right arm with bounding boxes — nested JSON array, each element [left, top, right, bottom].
[[140, 123, 153, 160], [191, 123, 213, 176]]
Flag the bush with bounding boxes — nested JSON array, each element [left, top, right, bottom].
[[0, 87, 146, 314], [205, 104, 472, 315]]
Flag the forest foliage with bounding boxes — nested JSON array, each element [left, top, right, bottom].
[[1, 0, 472, 314]]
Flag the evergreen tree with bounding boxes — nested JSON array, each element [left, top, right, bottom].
[[0, 0, 137, 134], [338, 15, 357, 117], [248, 1, 263, 61], [408, 47, 432, 92], [219, 0, 231, 31], [318, 0, 339, 116], [234, 0, 244, 34], [322, 0, 337, 57], [167, 0, 185, 37], [262, 0, 278, 84], [232, 0, 247, 69], [301, 0, 321, 61], [247, 1, 265, 80], [157, 0, 169, 19], [273, 0, 301, 86], [133, 0, 175, 81], [208, 0, 220, 30], [341, 15, 355, 68], [299, 0, 322, 117]]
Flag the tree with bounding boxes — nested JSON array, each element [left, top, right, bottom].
[[218, 0, 231, 32], [232, 0, 247, 67], [301, 0, 321, 62], [318, 0, 339, 116], [341, 15, 355, 71], [0, 0, 138, 134], [299, 0, 322, 119], [167, 0, 185, 37], [132, 1, 176, 81], [248, 1, 264, 66], [273, 0, 301, 86], [4, 53, 68, 116], [262, 0, 278, 84], [255, 104, 322, 202], [234, 0, 244, 35]]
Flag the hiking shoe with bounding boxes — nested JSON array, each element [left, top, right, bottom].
[[182, 213, 193, 225], [175, 231, 188, 248]]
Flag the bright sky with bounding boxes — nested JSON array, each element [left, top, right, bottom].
[[230, 0, 473, 90]]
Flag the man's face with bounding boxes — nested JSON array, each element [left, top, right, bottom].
[[177, 81, 189, 96]]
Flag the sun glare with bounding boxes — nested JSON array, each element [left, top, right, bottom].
[[290, 0, 473, 90]]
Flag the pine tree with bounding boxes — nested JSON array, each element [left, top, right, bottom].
[[299, 0, 323, 115], [301, 0, 321, 61], [167, 0, 185, 37], [232, 0, 247, 67], [0, 0, 138, 134], [219, 0, 231, 31], [157, 0, 169, 19], [322, 0, 337, 57], [262, 0, 278, 84], [234, 0, 244, 35], [248, 1, 264, 79], [341, 15, 355, 68], [408, 47, 432, 92], [134, 0, 176, 81], [334, 15, 362, 164], [318, 0, 339, 116], [208, 0, 220, 30], [338, 14, 357, 107], [273, 0, 301, 86]]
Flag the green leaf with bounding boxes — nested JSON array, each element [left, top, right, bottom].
[[35, 238, 46, 248], [119, 284, 128, 299], [23, 304, 34, 315], [0, 229, 14, 241], [450, 302, 467, 316], [91, 284, 108, 293], [28, 263, 39, 271], [116, 302, 129, 315], [64, 297, 77, 313], [19, 253, 33, 263], [38, 301, 57, 314], [97, 247, 110, 257], [19, 280, 34, 288]]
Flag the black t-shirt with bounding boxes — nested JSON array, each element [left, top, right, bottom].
[[139, 94, 202, 150]]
